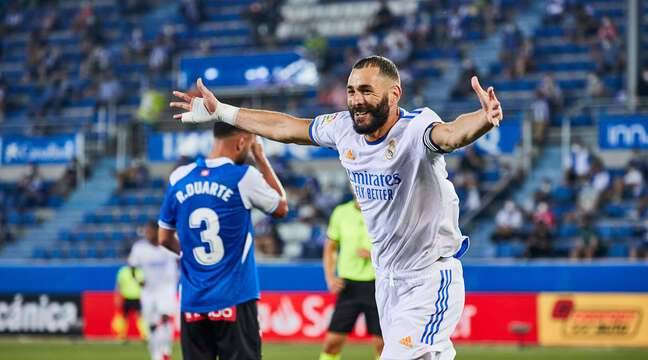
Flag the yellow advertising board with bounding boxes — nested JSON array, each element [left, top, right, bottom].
[[538, 293, 648, 347]]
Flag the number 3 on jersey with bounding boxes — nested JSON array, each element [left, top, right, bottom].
[[189, 208, 224, 265]]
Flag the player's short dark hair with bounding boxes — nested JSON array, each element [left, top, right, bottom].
[[212, 122, 242, 139], [352, 55, 400, 82], [146, 219, 157, 229]]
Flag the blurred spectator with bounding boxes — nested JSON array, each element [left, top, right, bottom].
[[148, 26, 177, 75], [570, 214, 602, 260], [82, 44, 111, 77], [492, 201, 523, 242], [72, 4, 94, 34], [534, 178, 553, 205], [513, 38, 534, 78], [459, 146, 484, 175], [544, 0, 565, 25], [530, 90, 550, 144], [537, 74, 563, 118], [40, 4, 60, 32], [533, 201, 556, 230], [451, 59, 480, 99], [464, 174, 481, 212], [368, 0, 398, 34], [573, 3, 599, 43], [624, 165, 645, 198], [500, 23, 524, 77], [3, 3, 24, 34], [26, 30, 47, 82], [447, 7, 465, 44], [594, 17, 622, 74], [590, 159, 610, 193], [628, 149, 648, 178], [34, 71, 72, 117], [357, 33, 379, 58], [566, 139, 591, 179], [585, 72, 606, 101], [52, 159, 85, 198], [526, 222, 553, 258], [124, 28, 148, 63], [629, 222, 648, 259], [148, 38, 171, 74], [244, 0, 283, 47], [117, 160, 150, 192], [17, 164, 46, 210], [637, 63, 648, 97], [98, 73, 124, 107], [254, 218, 284, 259], [383, 28, 412, 65], [180, 0, 204, 25], [39, 47, 63, 83]]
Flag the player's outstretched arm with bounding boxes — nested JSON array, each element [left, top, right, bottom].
[[170, 78, 313, 145], [430, 76, 503, 152], [251, 139, 289, 218]]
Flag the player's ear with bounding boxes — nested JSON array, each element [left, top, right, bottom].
[[389, 84, 402, 106]]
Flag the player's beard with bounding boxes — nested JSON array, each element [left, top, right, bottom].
[[349, 95, 390, 135]]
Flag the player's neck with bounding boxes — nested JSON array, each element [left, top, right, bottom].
[[209, 146, 236, 163], [364, 107, 400, 143]]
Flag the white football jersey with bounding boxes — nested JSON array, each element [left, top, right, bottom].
[[310, 108, 464, 273], [128, 239, 179, 294]]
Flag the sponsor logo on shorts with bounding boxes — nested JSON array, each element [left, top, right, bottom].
[[399, 335, 413, 348], [184, 307, 237, 323]]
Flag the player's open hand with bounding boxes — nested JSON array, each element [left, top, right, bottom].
[[326, 276, 345, 295], [356, 248, 371, 259], [471, 76, 503, 127], [170, 78, 219, 122]]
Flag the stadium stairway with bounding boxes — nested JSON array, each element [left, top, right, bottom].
[[465, 144, 563, 258], [471, 0, 543, 76], [0, 158, 118, 259]]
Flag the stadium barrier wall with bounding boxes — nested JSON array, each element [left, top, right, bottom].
[[1, 262, 647, 346]]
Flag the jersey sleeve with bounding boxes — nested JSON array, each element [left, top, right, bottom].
[[127, 244, 140, 267], [326, 207, 341, 243], [158, 184, 178, 230], [409, 108, 448, 157], [238, 166, 281, 214], [308, 112, 342, 150]]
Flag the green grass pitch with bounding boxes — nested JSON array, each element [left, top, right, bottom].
[[1, 339, 647, 359]]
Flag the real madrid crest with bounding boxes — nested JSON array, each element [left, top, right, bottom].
[[385, 139, 397, 160]]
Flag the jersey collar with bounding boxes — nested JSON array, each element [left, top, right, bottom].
[[197, 157, 234, 168], [364, 108, 406, 146]]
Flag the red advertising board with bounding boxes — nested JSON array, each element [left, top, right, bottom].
[[83, 292, 148, 339], [82, 291, 538, 344], [453, 293, 537, 344]]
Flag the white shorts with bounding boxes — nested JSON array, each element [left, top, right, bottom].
[[140, 288, 178, 325], [376, 257, 465, 360]]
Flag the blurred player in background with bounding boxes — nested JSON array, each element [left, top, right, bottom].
[[171, 55, 503, 359], [113, 263, 147, 341], [321, 198, 383, 360], [157, 122, 288, 360], [128, 220, 179, 360]]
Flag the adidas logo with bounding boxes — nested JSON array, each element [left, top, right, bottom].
[[399, 336, 413, 348]]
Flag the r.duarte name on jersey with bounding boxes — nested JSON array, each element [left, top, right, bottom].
[[346, 169, 401, 201], [175, 180, 235, 204]]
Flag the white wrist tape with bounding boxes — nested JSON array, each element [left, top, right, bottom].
[[180, 97, 239, 125]]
